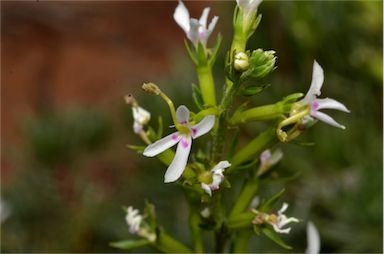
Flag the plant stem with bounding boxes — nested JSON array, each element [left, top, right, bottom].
[[233, 231, 252, 253], [197, 64, 217, 107], [189, 205, 204, 253], [229, 178, 259, 219]]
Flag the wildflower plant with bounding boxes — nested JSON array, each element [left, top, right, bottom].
[[112, 0, 349, 252]]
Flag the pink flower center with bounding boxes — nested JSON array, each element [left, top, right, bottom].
[[172, 134, 179, 141]]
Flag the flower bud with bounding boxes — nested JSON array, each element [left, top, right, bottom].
[[142, 82, 161, 95], [234, 52, 249, 71]]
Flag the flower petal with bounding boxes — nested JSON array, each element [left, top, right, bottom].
[[278, 203, 289, 214], [143, 132, 181, 157], [249, 0, 263, 11], [164, 136, 192, 183], [173, 0, 190, 34], [201, 183, 212, 196], [304, 60, 324, 102], [316, 98, 350, 113], [187, 19, 200, 45], [176, 105, 190, 124], [305, 222, 321, 254], [199, 7, 210, 28], [236, 0, 249, 10], [207, 16, 219, 37], [191, 115, 215, 139], [313, 111, 346, 129], [211, 160, 231, 172]]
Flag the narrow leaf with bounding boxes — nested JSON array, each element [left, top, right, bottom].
[[110, 239, 151, 250], [259, 189, 285, 212], [239, 84, 271, 96], [262, 227, 292, 250]]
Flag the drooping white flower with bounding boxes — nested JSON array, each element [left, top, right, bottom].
[[299, 61, 350, 129], [125, 206, 143, 234], [132, 106, 151, 134], [201, 161, 231, 196], [305, 221, 321, 254], [143, 105, 215, 183], [254, 202, 299, 234], [268, 203, 299, 234], [258, 149, 283, 175], [173, 0, 219, 46]]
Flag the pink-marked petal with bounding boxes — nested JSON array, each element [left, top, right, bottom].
[[316, 98, 350, 113], [313, 111, 346, 129], [304, 61, 324, 102], [143, 132, 181, 157], [199, 7, 210, 28], [176, 105, 190, 124], [191, 115, 215, 139], [173, 0, 190, 34], [164, 136, 192, 183]]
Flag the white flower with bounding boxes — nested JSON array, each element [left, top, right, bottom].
[[143, 105, 215, 183], [132, 106, 151, 134], [268, 203, 299, 234], [173, 0, 219, 46], [299, 61, 350, 129], [201, 161, 231, 196], [236, 0, 262, 26], [125, 206, 143, 234], [306, 221, 321, 254], [258, 149, 283, 175]]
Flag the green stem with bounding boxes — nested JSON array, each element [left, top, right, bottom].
[[189, 206, 204, 253], [230, 103, 285, 124], [229, 178, 259, 219], [197, 64, 217, 107], [154, 231, 193, 253], [229, 128, 275, 170], [233, 231, 252, 253]]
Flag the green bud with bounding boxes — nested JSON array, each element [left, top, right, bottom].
[[240, 49, 276, 82], [142, 82, 161, 95]]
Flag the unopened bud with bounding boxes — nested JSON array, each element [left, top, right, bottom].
[[142, 82, 161, 95], [124, 94, 136, 106], [234, 52, 249, 71]]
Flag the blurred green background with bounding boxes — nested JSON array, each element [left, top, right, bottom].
[[1, 1, 382, 253]]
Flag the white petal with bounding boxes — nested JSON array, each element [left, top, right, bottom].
[[249, 0, 262, 12], [313, 111, 346, 129], [306, 222, 321, 254], [260, 149, 272, 165], [269, 149, 283, 166], [164, 136, 192, 183], [316, 98, 350, 113], [211, 160, 231, 172], [278, 203, 289, 214], [191, 115, 215, 139], [201, 183, 212, 196], [272, 224, 291, 234], [236, 0, 249, 10], [176, 105, 190, 124], [207, 16, 219, 37], [199, 7, 210, 28], [304, 60, 324, 102], [143, 132, 181, 157], [173, 0, 190, 34]]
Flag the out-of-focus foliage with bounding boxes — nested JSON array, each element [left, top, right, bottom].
[[1, 1, 382, 253]]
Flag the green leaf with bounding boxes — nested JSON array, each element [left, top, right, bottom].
[[192, 83, 204, 110], [184, 39, 198, 65], [127, 145, 145, 153], [208, 34, 223, 66], [259, 189, 285, 212], [262, 227, 292, 250], [110, 239, 151, 250], [239, 84, 271, 96], [228, 128, 240, 160]]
